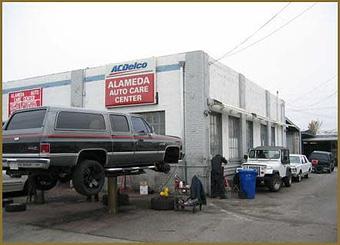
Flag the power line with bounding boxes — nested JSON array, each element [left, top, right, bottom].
[[287, 109, 336, 119], [287, 106, 336, 111], [224, 3, 317, 58], [209, 2, 291, 65], [288, 74, 336, 104], [306, 90, 337, 107]]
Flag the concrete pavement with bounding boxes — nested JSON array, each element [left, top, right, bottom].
[[3, 169, 337, 242]]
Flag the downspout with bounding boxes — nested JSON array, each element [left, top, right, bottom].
[[179, 61, 187, 183]]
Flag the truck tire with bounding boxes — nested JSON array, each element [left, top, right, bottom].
[[296, 172, 302, 182], [267, 174, 281, 192], [154, 162, 171, 174], [31, 173, 58, 191], [283, 173, 292, 187], [72, 160, 105, 196], [151, 197, 174, 210], [5, 203, 27, 212]]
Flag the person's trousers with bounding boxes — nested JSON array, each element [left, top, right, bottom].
[[211, 172, 225, 198]]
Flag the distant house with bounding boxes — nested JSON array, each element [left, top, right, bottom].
[[286, 117, 301, 154], [301, 130, 338, 160]]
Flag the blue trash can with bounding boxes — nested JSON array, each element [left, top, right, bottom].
[[238, 169, 257, 199]]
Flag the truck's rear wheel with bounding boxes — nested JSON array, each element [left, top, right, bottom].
[[267, 174, 281, 192], [72, 160, 105, 196]]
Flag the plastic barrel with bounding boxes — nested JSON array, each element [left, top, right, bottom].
[[238, 169, 257, 199]]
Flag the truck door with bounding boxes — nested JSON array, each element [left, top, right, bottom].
[[109, 114, 135, 166], [280, 149, 290, 177], [131, 116, 159, 165]]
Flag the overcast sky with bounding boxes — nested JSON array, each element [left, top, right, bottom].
[[3, 2, 337, 131]]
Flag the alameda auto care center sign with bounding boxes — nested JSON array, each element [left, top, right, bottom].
[[8, 88, 43, 116], [105, 58, 156, 107]]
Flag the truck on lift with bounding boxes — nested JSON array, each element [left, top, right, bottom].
[[2, 106, 182, 196]]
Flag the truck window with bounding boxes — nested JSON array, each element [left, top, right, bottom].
[[110, 115, 130, 132], [310, 153, 329, 161], [131, 117, 148, 134], [303, 156, 309, 163], [6, 109, 46, 130], [289, 156, 300, 163], [142, 118, 153, 133], [56, 111, 106, 130], [249, 149, 280, 159]]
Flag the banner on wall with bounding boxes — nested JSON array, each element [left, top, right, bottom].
[[8, 88, 43, 116], [105, 58, 156, 107]]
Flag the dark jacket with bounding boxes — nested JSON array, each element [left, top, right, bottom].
[[190, 175, 207, 205], [211, 154, 228, 175]]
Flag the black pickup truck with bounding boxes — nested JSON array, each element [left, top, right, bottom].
[[2, 106, 182, 196]]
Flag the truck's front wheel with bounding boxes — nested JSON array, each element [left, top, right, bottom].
[[283, 172, 292, 187], [267, 174, 281, 192], [72, 160, 105, 196]]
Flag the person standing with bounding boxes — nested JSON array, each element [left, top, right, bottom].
[[211, 154, 228, 199]]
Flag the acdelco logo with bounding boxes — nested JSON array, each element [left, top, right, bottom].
[[111, 62, 148, 73]]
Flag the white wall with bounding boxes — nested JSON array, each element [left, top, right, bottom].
[[4, 71, 71, 90], [209, 61, 239, 107], [245, 78, 266, 117], [269, 93, 278, 121], [44, 86, 71, 107]]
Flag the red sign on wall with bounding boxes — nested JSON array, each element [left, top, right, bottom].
[[105, 73, 155, 107], [8, 88, 43, 116]]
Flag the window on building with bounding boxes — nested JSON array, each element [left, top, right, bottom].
[[135, 111, 165, 135], [110, 115, 130, 132], [261, 124, 268, 146], [56, 111, 106, 130], [271, 126, 276, 146], [246, 121, 253, 151], [229, 116, 241, 160], [210, 113, 222, 157]]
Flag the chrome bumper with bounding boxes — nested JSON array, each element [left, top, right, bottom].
[[2, 158, 50, 169]]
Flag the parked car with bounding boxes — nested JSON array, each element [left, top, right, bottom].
[[2, 170, 28, 194], [289, 154, 312, 182], [240, 146, 292, 192], [2, 106, 182, 196], [309, 151, 335, 173]]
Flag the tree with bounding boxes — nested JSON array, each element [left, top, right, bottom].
[[308, 120, 322, 135]]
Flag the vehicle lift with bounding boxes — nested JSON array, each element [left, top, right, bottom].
[[25, 166, 157, 214], [104, 165, 156, 214]]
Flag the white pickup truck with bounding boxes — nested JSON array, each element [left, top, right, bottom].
[[239, 146, 292, 192], [289, 154, 312, 182]]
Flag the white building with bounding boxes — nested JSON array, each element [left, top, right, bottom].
[[2, 50, 287, 193]]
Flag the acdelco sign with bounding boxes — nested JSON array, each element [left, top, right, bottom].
[[111, 62, 148, 73], [105, 58, 156, 107]]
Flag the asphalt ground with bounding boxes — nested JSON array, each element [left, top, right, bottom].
[[3, 169, 337, 242]]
